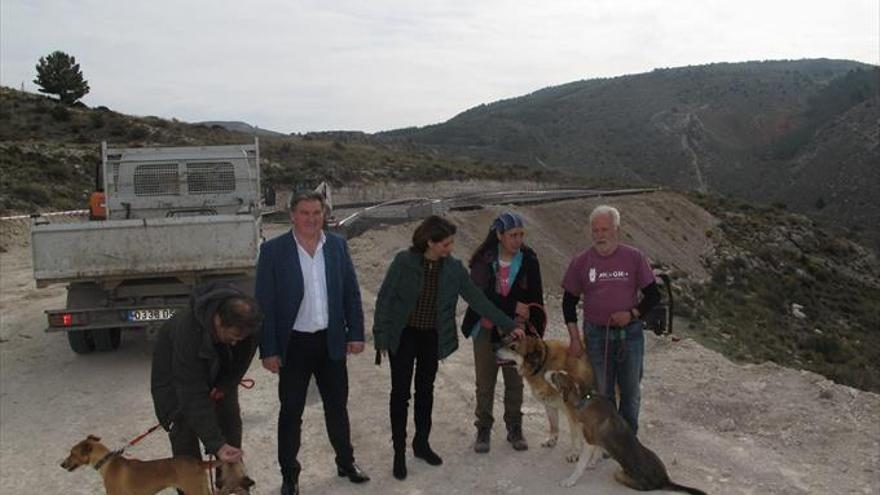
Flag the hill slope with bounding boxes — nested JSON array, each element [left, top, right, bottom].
[[379, 59, 880, 248], [0, 87, 565, 215]]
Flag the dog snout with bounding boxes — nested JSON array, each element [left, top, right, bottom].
[[60, 457, 78, 471]]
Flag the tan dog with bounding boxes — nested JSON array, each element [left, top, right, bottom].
[[61, 434, 255, 495], [544, 371, 706, 494], [496, 336, 594, 462]]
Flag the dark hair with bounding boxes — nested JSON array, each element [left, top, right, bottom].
[[289, 190, 326, 212], [469, 230, 499, 266], [410, 215, 457, 253], [216, 296, 263, 336]]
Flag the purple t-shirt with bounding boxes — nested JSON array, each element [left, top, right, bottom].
[[561, 244, 654, 326]]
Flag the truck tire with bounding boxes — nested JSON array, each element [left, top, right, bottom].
[[93, 328, 121, 351], [67, 330, 95, 354], [66, 284, 108, 354]]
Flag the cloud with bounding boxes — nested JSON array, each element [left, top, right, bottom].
[[2, 0, 877, 133]]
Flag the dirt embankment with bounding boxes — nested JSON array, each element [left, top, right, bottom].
[[1, 192, 877, 494]]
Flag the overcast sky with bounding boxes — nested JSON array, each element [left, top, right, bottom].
[[1, 1, 877, 133]]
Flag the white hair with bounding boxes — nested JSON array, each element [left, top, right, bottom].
[[589, 205, 620, 228]]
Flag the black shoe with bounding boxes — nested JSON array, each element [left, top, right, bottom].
[[474, 427, 491, 453], [413, 443, 443, 466], [393, 450, 407, 480], [506, 424, 529, 451], [337, 463, 371, 483], [281, 480, 299, 495]]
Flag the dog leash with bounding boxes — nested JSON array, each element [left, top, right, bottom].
[[127, 423, 163, 447], [209, 377, 257, 402], [95, 423, 163, 470]]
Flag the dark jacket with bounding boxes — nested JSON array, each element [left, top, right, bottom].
[[150, 283, 258, 454], [373, 250, 517, 360], [255, 230, 364, 363], [462, 246, 544, 340]]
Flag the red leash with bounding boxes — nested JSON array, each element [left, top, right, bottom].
[[210, 377, 256, 402], [127, 423, 162, 447]]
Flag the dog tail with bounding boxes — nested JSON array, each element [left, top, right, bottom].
[[664, 481, 707, 495]]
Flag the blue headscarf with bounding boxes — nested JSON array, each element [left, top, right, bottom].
[[491, 211, 524, 233]]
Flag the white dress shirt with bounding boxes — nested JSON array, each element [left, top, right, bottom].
[[291, 230, 329, 333]]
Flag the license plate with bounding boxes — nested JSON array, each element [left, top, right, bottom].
[[128, 308, 175, 322]]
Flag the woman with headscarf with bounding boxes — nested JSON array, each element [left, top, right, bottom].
[[462, 211, 544, 454]]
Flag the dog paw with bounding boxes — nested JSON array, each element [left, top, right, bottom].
[[565, 452, 580, 463], [560, 477, 577, 487], [541, 437, 558, 448]]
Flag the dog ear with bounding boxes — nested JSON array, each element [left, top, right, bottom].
[[525, 340, 545, 371], [87, 435, 101, 442]]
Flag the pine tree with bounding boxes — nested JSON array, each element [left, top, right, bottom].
[[33, 51, 90, 105]]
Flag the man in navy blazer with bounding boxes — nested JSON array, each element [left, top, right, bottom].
[[256, 191, 370, 495]]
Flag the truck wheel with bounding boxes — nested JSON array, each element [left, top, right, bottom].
[[67, 330, 95, 354], [93, 328, 121, 351], [65, 283, 106, 354]]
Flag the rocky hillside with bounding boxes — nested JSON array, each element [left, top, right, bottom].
[[379, 59, 880, 249], [0, 87, 566, 215], [683, 193, 880, 392]]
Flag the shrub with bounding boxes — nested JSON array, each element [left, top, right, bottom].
[[89, 113, 105, 129], [50, 105, 71, 122], [127, 126, 148, 140]]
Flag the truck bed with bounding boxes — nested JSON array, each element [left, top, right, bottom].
[[32, 215, 260, 286]]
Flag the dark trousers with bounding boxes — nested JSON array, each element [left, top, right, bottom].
[[472, 327, 523, 429], [168, 387, 242, 456], [169, 388, 241, 495], [389, 327, 439, 451], [278, 330, 354, 483]]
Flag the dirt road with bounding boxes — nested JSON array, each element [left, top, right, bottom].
[[1, 195, 877, 494]]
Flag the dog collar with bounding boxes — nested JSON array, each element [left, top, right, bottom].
[[93, 449, 123, 471], [574, 390, 598, 410]]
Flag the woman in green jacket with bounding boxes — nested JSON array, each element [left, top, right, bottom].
[[373, 215, 524, 481]]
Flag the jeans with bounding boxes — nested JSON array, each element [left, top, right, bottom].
[[584, 320, 644, 435]]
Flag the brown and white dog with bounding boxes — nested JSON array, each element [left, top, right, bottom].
[[61, 434, 255, 495], [496, 336, 594, 462], [544, 371, 706, 494]]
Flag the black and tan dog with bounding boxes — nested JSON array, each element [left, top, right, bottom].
[[496, 336, 594, 461], [544, 371, 706, 494], [61, 434, 255, 495]]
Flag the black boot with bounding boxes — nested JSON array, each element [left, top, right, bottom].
[[390, 389, 409, 479], [393, 443, 407, 480], [412, 439, 443, 466], [474, 426, 491, 453], [506, 423, 528, 451], [281, 476, 299, 495]]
